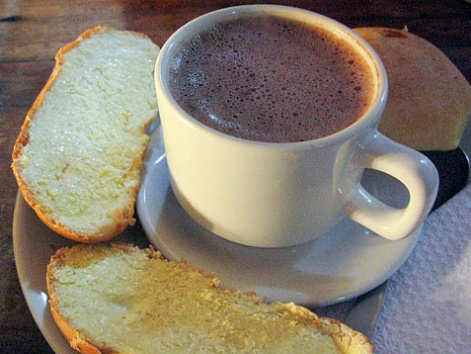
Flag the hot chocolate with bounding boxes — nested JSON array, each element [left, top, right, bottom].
[[169, 14, 376, 143]]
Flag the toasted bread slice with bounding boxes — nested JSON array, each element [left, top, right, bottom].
[[12, 27, 159, 242], [46, 243, 374, 353]]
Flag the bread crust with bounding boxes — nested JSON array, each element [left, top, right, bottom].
[[46, 243, 374, 354], [354, 27, 471, 151], [11, 26, 158, 243]]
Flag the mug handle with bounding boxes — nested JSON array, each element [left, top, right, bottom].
[[343, 132, 439, 240]]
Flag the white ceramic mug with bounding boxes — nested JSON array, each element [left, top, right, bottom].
[[155, 5, 439, 247]]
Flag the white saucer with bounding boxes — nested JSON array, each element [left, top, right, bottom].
[[137, 125, 421, 307]]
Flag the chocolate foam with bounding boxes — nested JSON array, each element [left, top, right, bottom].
[[170, 14, 375, 142]]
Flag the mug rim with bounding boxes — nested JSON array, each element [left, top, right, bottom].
[[156, 4, 388, 148]]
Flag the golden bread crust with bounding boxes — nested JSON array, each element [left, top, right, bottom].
[[354, 27, 471, 151]]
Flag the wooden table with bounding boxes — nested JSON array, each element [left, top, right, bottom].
[[1, 1, 470, 352]]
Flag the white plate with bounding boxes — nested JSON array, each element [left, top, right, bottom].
[[137, 124, 420, 307]]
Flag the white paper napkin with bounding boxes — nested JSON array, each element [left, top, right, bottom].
[[372, 183, 471, 353]]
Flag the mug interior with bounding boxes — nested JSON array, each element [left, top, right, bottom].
[[156, 5, 388, 147]]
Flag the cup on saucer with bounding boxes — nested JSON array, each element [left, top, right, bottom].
[[154, 5, 439, 247]]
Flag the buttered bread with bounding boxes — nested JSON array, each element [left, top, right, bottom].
[[46, 243, 374, 353]]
